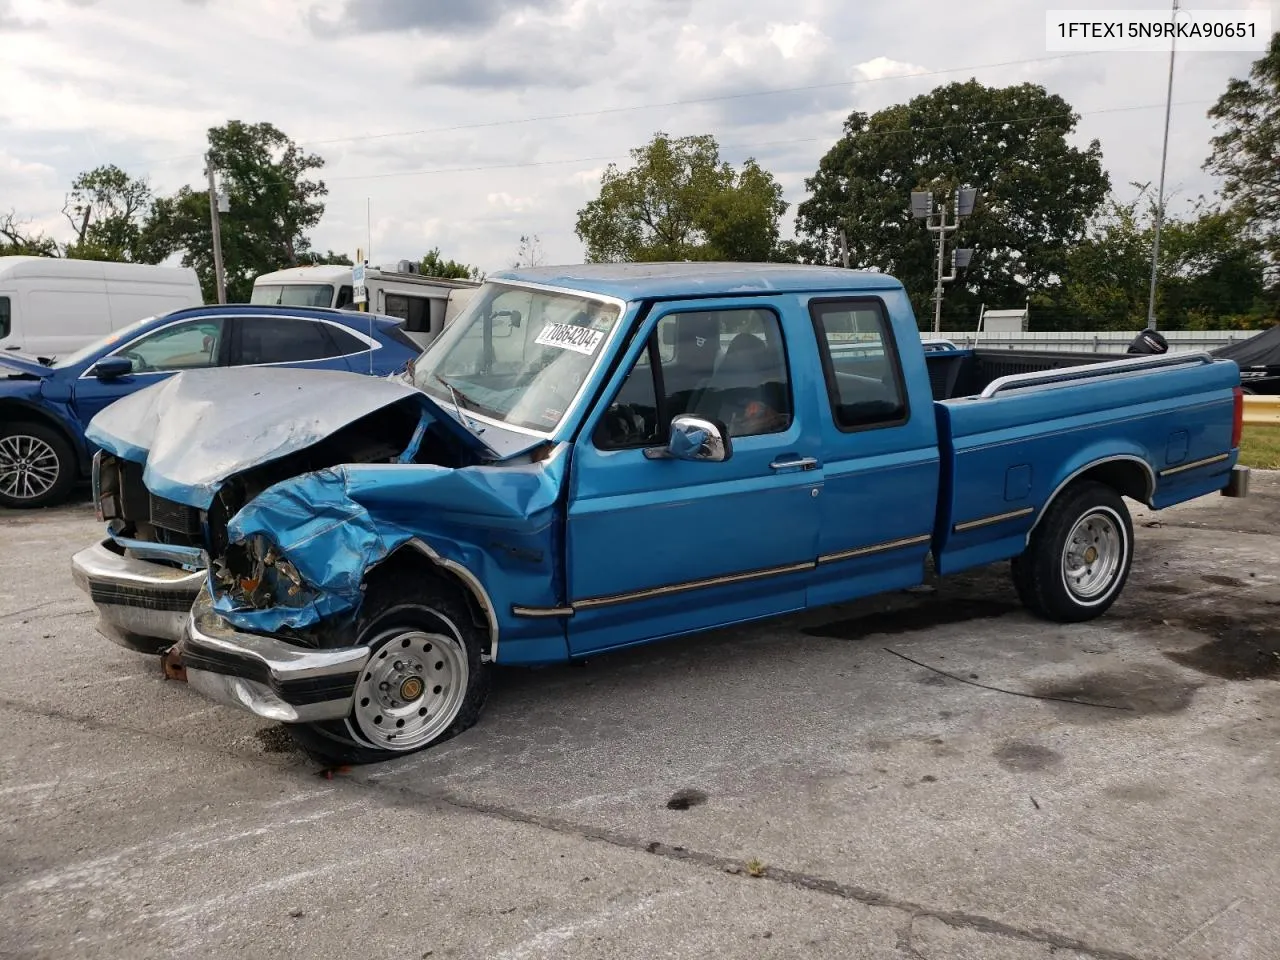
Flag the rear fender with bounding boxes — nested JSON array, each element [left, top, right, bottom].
[[1027, 450, 1156, 543]]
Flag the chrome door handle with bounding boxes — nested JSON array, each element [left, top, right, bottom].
[[770, 456, 818, 471]]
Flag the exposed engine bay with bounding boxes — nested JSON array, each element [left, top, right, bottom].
[[96, 395, 472, 576]]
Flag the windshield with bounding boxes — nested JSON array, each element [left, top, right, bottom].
[[250, 283, 335, 307], [411, 282, 622, 433], [50, 313, 160, 369]]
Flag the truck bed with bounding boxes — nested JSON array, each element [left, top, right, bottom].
[[923, 346, 1139, 401], [918, 346, 1242, 577]]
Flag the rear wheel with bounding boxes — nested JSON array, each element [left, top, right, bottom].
[[0, 421, 77, 509], [1011, 481, 1133, 623], [287, 571, 491, 766]]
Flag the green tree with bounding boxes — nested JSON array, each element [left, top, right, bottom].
[[420, 247, 483, 280], [795, 81, 1111, 328], [512, 233, 545, 268], [1205, 32, 1280, 267], [1039, 187, 1273, 331], [0, 211, 58, 257], [298, 250, 353, 266], [146, 121, 328, 301], [575, 132, 790, 263], [62, 165, 163, 263]]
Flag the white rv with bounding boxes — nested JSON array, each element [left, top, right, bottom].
[[250, 261, 482, 347], [0, 257, 203, 358]]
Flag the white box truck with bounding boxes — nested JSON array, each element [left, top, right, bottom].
[[250, 261, 481, 348], [0, 257, 203, 359]]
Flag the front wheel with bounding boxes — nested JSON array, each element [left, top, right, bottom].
[[287, 572, 491, 765], [1011, 481, 1134, 623]]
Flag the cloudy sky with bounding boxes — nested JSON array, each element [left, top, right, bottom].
[[1, 0, 1275, 275]]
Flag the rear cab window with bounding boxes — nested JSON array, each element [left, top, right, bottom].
[[0, 296, 10, 340], [809, 298, 910, 430]]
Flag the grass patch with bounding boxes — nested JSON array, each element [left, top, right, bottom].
[[1239, 429, 1280, 470]]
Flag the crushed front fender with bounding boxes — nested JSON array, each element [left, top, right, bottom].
[[211, 450, 567, 636]]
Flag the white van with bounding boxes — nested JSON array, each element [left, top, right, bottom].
[[0, 257, 203, 360], [250, 262, 482, 348]]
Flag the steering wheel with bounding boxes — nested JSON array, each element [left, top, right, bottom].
[[120, 350, 149, 373], [600, 402, 650, 444]]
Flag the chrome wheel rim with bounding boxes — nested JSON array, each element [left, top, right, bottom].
[[351, 628, 469, 752], [0, 434, 60, 501], [1061, 509, 1124, 603]]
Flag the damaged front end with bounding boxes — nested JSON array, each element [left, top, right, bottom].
[[72, 365, 561, 665]]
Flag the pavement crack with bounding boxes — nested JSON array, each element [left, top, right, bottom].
[[369, 781, 1148, 960], [0, 696, 1146, 960], [0, 600, 91, 624]]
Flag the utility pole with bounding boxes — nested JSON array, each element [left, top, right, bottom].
[[929, 202, 952, 334], [912, 187, 977, 334], [205, 152, 227, 305], [1145, 0, 1179, 331], [838, 229, 850, 269]]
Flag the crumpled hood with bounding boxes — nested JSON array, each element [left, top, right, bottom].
[[84, 366, 508, 509], [0, 353, 55, 378]]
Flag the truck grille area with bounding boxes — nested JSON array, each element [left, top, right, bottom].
[[149, 494, 202, 535]]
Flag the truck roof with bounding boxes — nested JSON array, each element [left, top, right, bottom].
[[486, 262, 904, 302]]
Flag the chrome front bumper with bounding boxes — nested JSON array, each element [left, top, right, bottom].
[[70, 539, 206, 653], [179, 589, 371, 724]]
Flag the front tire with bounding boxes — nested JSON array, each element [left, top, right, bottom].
[[0, 421, 77, 509], [1011, 481, 1133, 623], [287, 571, 491, 766]]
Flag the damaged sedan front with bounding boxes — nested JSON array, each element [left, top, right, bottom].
[[72, 280, 628, 763]]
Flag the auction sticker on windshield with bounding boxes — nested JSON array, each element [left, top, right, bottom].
[[535, 322, 605, 355]]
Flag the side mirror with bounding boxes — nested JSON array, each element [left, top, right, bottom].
[[644, 415, 731, 462], [91, 356, 133, 380]]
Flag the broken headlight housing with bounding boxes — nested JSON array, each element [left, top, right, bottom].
[[212, 534, 313, 612]]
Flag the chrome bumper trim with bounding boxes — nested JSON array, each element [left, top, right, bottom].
[[70, 539, 206, 653], [180, 590, 370, 724]]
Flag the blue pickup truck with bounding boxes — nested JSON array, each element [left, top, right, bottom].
[[71, 263, 1249, 764]]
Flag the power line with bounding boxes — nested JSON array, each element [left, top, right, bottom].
[[235, 97, 1220, 189], [137, 50, 1115, 170]]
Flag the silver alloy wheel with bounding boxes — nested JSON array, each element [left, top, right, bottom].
[[1061, 508, 1125, 603], [0, 434, 61, 501], [351, 628, 469, 752]]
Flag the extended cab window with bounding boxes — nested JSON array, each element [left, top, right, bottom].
[[237, 317, 339, 365], [596, 308, 792, 449], [810, 299, 908, 430], [0, 296, 9, 339], [115, 319, 225, 373]]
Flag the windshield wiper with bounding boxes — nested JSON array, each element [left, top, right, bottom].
[[432, 374, 491, 437]]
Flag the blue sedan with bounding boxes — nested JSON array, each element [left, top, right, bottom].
[[0, 304, 421, 508]]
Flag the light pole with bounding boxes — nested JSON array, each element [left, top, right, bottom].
[[912, 186, 978, 333], [1145, 0, 1180, 331], [205, 152, 228, 305]]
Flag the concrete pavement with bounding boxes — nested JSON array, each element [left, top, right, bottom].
[[2, 476, 1278, 959]]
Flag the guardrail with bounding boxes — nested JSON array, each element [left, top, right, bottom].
[[1243, 395, 1280, 427], [928, 330, 1250, 354]]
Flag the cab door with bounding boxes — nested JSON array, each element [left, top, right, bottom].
[[802, 292, 942, 608], [564, 297, 824, 655]]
